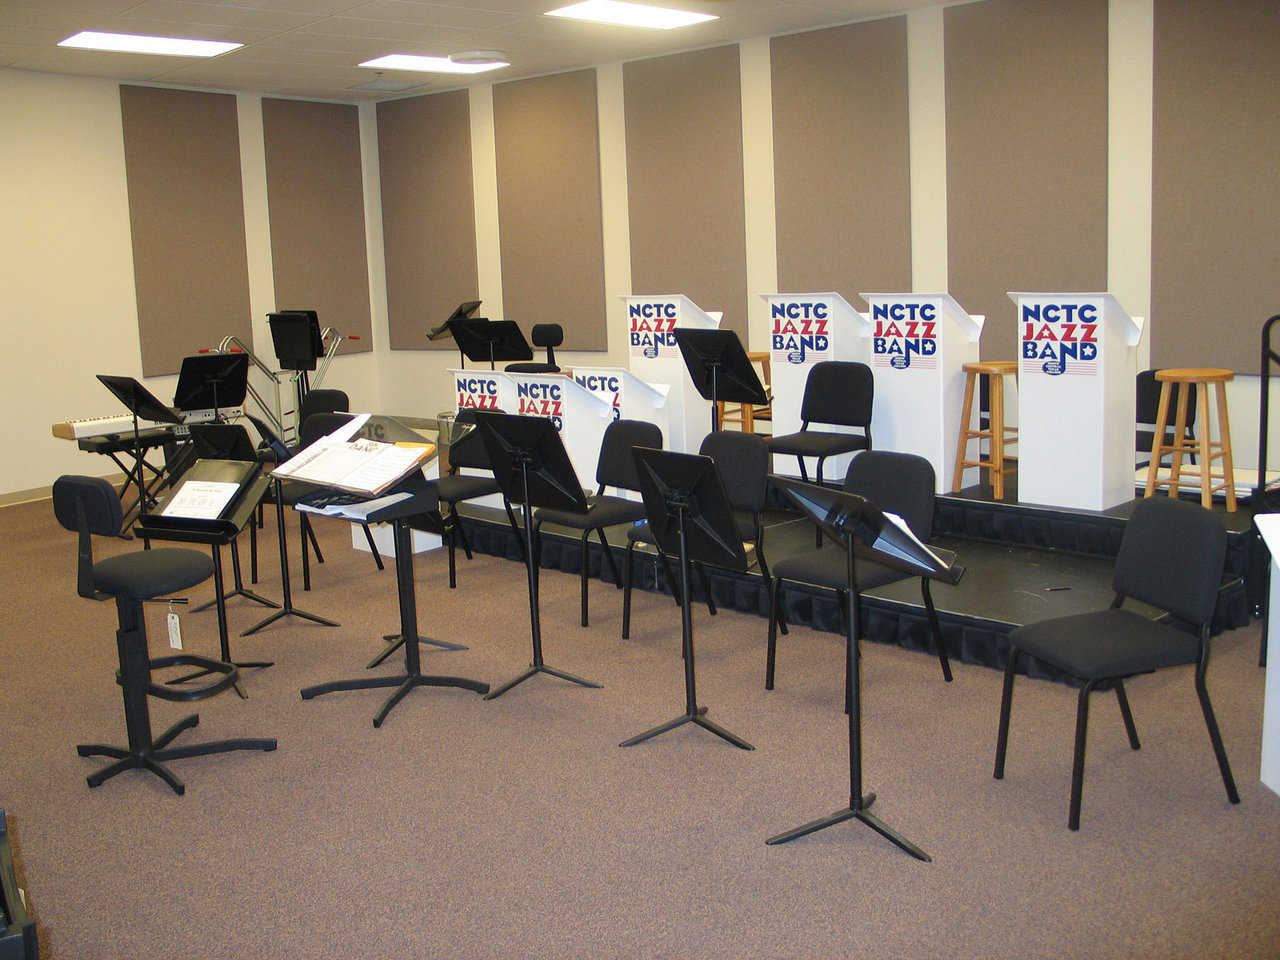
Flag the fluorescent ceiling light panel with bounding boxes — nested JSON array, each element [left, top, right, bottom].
[[545, 0, 717, 29], [359, 54, 509, 74], [58, 31, 241, 57]]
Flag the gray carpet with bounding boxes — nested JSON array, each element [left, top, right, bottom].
[[2, 497, 1278, 959]]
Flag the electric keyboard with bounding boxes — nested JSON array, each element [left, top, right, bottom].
[[52, 408, 242, 440]]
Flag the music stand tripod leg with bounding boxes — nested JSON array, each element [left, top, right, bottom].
[[242, 481, 339, 636]]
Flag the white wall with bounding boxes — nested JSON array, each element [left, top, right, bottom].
[[5, 0, 1280, 499]]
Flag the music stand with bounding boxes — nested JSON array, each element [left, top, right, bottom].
[[427, 300, 483, 366], [672, 328, 768, 434], [620, 448, 753, 750], [475, 412, 602, 700], [97, 374, 184, 523], [173, 353, 250, 420], [764, 477, 962, 860], [451, 318, 533, 371]]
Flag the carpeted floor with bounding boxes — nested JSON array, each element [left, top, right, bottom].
[[2, 497, 1278, 959]]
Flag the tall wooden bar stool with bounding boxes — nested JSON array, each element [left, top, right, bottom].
[[1143, 368, 1237, 511], [952, 361, 1018, 499]]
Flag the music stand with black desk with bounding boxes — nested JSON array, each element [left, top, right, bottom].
[[449, 318, 533, 371], [673, 328, 769, 435], [134, 459, 277, 691], [620, 447, 754, 750], [475, 412, 603, 700], [95, 374, 185, 530], [427, 300, 483, 367], [299, 470, 490, 727], [764, 477, 963, 860]]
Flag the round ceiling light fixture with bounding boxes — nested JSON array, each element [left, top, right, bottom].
[[450, 49, 510, 66]]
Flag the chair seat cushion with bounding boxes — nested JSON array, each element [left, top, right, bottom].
[[94, 548, 214, 601], [1009, 608, 1201, 680], [766, 431, 869, 458], [773, 546, 907, 593], [536, 495, 647, 532], [437, 474, 499, 504]]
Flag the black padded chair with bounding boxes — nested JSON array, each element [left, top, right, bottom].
[[298, 387, 350, 425], [408, 408, 524, 588], [621, 430, 785, 639], [533, 418, 663, 627], [505, 324, 563, 374], [766, 451, 953, 694], [53, 475, 276, 795], [994, 496, 1238, 831], [1136, 368, 1196, 468], [766, 360, 873, 488]]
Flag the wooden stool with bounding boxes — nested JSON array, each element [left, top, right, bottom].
[[953, 361, 1018, 499], [1143, 367, 1237, 511], [718, 351, 772, 434]]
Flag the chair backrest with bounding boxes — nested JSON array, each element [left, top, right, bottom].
[[800, 361, 873, 429], [1113, 497, 1225, 626], [531, 323, 563, 369], [841, 451, 935, 541], [52, 475, 121, 598], [597, 419, 663, 492], [448, 406, 504, 471], [699, 430, 769, 514], [298, 412, 354, 450], [1136, 369, 1196, 452], [299, 388, 350, 423]]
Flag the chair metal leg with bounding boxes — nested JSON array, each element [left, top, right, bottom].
[[596, 528, 622, 588], [579, 531, 591, 627], [450, 505, 475, 560], [622, 538, 635, 639], [993, 647, 1018, 780], [921, 578, 952, 683], [1195, 660, 1240, 804], [445, 515, 458, 589], [361, 523, 385, 571], [1114, 680, 1141, 750], [300, 514, 312, 591], [765, 576, 781, 690], [1068, 681, 1096, 831], [695, 561, 716, 616]]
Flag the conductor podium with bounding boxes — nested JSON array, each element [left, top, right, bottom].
[[766, 477, 961, 859], [860, 293, 983, 493], [1010, 292, 1143, 511]]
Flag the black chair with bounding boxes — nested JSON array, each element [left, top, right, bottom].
[[766, 451, 953, 693], [298, 387, 350, 425], [994, 496, 1238, 830], [766, 360, 873, 487], [53, 475, 276, 795], [408, 408, 524, 588], [533, 418, 663, 627], [1136, 368, 1196, 468], [621, 430, 785, 639], [505, 324, 563, 373]]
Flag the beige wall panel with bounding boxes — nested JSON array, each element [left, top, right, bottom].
[[377, 91, 478, 352], [772, 18, 912, 299], [624, 46, 749, 341], [1152, 0, 1280, 371], [494, 70, 607, 351], [120, 85, 252, 377], [262, 99, 371, 357], [945, 0, 1109, 358]]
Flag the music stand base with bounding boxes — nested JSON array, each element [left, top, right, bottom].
[[241, 605, 338, 636], [194, 587, 278, 613], [620, 708, 753, 750], [301, 673, 489, 728], [765, 794, 931, 861], [483, 663, 602, 701], [368, 631, 467, 669]]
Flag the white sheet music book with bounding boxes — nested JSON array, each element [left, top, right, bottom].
[[272, 436, 434, 496], [160, 480, 241, 520]]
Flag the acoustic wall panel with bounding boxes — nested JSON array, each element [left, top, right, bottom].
[[120, 85, 252, 377], [945, 0, 1109, 357], [262, 98, 371, 355], [624, 46, 748, 342], [377, 90, 478, 352], [494, 70, 607, 351], [771, 18, 911, 300], [1152, 0, 1280, 371]]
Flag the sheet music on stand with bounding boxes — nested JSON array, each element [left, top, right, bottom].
[[272, 414, 434, 497]]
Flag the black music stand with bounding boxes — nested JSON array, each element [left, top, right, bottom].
[[451, 318, 533, 371], [620, 448, 753, 750], [97, 374, 185, 525], [428, 300, 483, 366], [475, 412, 602, 700], [173, 353, 250, 420], [764, 478, 962, 860], [299, 471, 489, 727], [672, 328, 768, 434]]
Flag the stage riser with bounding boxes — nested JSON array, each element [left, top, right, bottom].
[[458, 516, 1250, 686]]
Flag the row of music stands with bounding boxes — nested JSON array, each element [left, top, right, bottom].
[[428, 300, 534, 371]]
